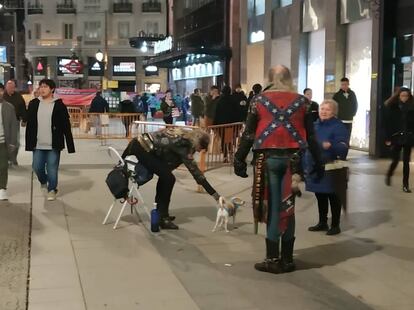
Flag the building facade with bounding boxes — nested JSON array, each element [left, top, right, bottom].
[[25, 0, 168, 92], [141, 0, 241, 95], [0, 0, 26, 88], [239, 0, 385, 155]]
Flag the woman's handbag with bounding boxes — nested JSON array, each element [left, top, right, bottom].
[[325, 160, 349, 212]]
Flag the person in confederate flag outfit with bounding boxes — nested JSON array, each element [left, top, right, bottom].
[[234, 65, 323, 274]]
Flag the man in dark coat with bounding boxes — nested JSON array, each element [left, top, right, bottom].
[[190, 88, 204, 126], [214, 86, 238, 125], [303, 88, 319, 122], [332, 77, 358, 139], [232, 84, 248, 122], [3, 80, 26, 166], [89, 91, 109, 136]]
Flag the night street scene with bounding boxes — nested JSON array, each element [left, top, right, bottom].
[[0, 0, 413, 309]]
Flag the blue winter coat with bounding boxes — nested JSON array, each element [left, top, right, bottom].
[[304, 117, 349, 193]]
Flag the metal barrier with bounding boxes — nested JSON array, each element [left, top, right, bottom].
[[205, 123, 244, 170], [69, 112, 145, 139], [68, 111, 244, 172]]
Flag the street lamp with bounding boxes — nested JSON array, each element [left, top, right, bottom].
[[95, 49, 104, 62]]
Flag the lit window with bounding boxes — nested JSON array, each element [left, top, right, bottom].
[[84, 21, 101, 40], [64, 24, 73, 40]]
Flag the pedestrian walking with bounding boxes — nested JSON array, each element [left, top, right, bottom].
[[247, 83, 263, 106], [119, 98, 137, 137], [147, 94, 159, 119], [384, 87, 414, 193], [190, 88, 204, 126], [234, 65, 323, 274], [160, 90, 177, 124], [25, 79, 75, 201], [304, 99, 349, 236], [89, 91, 109, 136], [303, 88, 319, 122], [204, 86, 220, 127], [333, 77, 358, 139], [0, 83, 19, 200], [232, 84, 248, 122], [2, 80, 26, 166]]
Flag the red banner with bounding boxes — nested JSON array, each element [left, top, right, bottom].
[[54, 88, 96, 106]]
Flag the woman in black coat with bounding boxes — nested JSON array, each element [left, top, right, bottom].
[[384, 87, 414, 193]]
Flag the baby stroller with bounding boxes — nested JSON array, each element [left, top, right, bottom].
[[103, 146, 153, 230]]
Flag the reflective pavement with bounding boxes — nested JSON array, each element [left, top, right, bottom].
[[1, 139, 413, 310]]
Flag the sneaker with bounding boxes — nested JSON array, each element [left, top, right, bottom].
[[403, 186, 412, 193], [0, 189, 8, 201], [47, 190, 57, 201], [159, 218, 179, 230]]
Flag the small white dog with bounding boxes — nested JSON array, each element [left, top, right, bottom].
[[212, 197, 231, 233], [212, 197, 245, 233]]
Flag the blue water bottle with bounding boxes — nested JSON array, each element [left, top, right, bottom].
[[150, 203, 160, 232]]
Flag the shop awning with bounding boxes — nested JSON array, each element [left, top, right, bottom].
[[143, 46, 232, 68]]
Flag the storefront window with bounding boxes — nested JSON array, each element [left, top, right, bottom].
[[248, 0, 265, 18], [306, 29, 326, 104], [272, 0, 292, 9], [346, 19, 372, 149]]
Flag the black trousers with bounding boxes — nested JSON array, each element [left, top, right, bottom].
[[163, 115, 173, 124], [315, 193, 341, 227], [343, 122, 352, 143], [131, 143, 175, 218], [387, 144, 412, 187]]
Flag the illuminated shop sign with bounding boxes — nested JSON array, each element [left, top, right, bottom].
[[34, 57, 47, 76], [0, 46, 6, 63], [145, 65, 158, 76], [112, 57, 136, 76], [172, 61, 223, 81], [88, 57, 104, 76], [250, 30, 265, 43], [154, 36, 173, 54], [57, 58, 84, 76]]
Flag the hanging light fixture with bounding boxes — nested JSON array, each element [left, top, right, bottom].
[[95, 49, 104, 62]]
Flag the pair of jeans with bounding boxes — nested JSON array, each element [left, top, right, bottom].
[[0, 143, 8, 189], [266, 156, 295, 242], [128, 143, 175, 218], [315, 193, 341, 227], [32, 149, 61, 192], [387, 144, 412, 187]]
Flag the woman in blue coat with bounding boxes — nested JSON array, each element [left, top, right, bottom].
[[304, 99, 349, 235]]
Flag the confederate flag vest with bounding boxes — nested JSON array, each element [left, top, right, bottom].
[[253, 91, 308, 150]]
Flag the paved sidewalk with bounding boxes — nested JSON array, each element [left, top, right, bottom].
[[3, 139, 414, 310]]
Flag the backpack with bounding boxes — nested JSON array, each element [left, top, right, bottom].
[[106, 165, 129, 199], [133, 95, 145, 113]]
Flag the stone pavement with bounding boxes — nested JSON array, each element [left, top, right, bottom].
[[2, 138, 414, 310]]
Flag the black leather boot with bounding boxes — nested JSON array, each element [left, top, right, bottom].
[[254, 238, 282, 274], [159, 217, 179, 230], [308, 222, 329, 231], [280, 238, 296, 273]]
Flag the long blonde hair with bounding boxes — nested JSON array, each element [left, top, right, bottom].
[[266, 65, 295, 92]]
